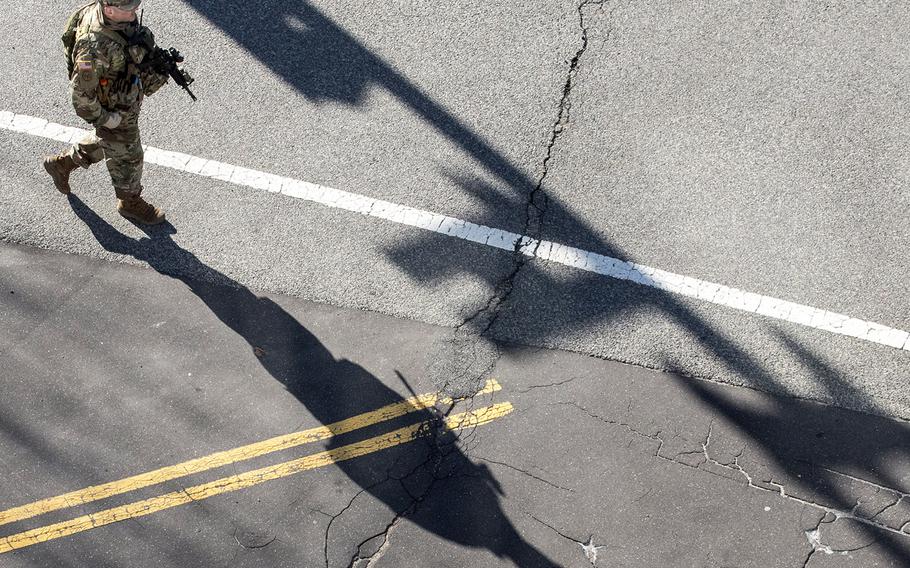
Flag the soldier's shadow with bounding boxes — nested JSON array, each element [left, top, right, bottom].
[[67, 194, 557, 567]]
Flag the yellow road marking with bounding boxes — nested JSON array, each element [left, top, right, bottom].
[[0, 402, 513, 554], [0, 380, 501, 527]]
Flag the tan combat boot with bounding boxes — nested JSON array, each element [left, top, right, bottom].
[[117, 195, 166, 225], [43, 154, 79, 194]]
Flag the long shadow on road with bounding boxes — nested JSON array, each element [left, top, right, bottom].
[[173, 1, 909, 562], [68, 195, 557, 567]]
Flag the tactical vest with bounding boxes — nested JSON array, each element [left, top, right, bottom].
[[63, 4, 145, 111]]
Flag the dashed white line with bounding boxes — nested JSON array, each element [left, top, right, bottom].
[[3, 110, 908, 353]]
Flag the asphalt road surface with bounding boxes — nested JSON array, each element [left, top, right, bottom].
[[1, 243, 908, 566], [1, 1, 908, 566]]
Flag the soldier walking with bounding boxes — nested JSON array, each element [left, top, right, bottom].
[[44, 0, 172, 225]]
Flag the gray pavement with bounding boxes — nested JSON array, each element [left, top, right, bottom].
[[0, 241, 908, 567], [1, 1, 910, 565], [1, 1, 907, 419]]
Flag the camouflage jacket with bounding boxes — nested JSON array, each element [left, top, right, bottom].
[[70, 4, 169, 126]]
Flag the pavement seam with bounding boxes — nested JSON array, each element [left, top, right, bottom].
[[808, 466, 909, 500]]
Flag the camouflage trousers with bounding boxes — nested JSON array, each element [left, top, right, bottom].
[[67, 111, 144, 199]]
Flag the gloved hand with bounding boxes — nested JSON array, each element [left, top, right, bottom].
[[100, 112, 122, 129]]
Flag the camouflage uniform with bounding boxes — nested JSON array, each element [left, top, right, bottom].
[[68, 1, 168, 199], [45, 0, 169, 224]]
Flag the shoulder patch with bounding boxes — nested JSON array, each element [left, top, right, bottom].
[[74, 55, 98, 85]]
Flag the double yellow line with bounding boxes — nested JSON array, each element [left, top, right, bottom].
[[0, 380, 511, 554]]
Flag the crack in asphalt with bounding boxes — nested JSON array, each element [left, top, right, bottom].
[[526, 512, 586, 545], [324, 477, 395, 567], [854, 491, 902, 521], [324, 394, 500, 567], [348, 512, 404, 568], [342, 445, 452, 568], [442, 0, 606, 394], [801, 514, 876, 567], [526, 512, 604, 566], [560, 401, 910, 541], [232, 530, 278, 550], [526, 0, 608, 237], [360, 428, 467, 561], [517, 377, 577, 393], [698, 445, 909, 539], [801, 515, 838, 568], [558, 400, 667, 456], [474, 455, 576, 493]]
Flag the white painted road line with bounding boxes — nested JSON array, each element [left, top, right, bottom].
[[3, 111, 909, 352]]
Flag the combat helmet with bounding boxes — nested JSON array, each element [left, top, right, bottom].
[[98, 0, 142, 8]]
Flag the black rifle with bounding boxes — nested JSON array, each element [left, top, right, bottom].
[[143, 46, 197, 102], [133, 11, 197, 101]]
